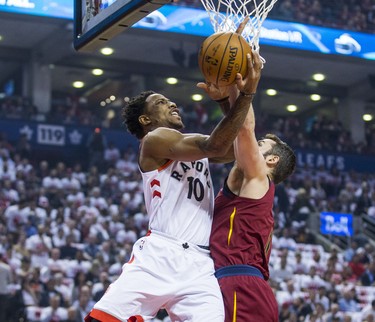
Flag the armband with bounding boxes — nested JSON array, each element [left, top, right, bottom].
[[239, 91, 256, 98]]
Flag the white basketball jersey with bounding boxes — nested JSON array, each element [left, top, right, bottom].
[[141, 158, 214, 246]]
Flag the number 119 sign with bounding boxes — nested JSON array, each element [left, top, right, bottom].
[[37, 124, 66, 146]]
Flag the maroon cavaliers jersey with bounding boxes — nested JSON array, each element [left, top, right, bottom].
[[210, 179, 275, 280]]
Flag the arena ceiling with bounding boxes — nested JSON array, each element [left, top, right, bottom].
[[0, 11, 375, 121]]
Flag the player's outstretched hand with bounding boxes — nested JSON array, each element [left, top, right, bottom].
[[235, 50, 262, 96]]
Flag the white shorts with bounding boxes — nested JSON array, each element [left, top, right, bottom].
[[90, 230, 224, 322]]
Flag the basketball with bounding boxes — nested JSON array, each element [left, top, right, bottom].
[[198, 31, 252, 87]]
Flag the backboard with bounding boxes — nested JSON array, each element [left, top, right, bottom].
[[74, 0, 172, 52]]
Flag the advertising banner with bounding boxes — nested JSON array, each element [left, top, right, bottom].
[[320, 212, 353, 237]]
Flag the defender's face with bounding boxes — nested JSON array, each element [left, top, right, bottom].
[[144, 93, 184, 130], [258, 138, 275, 156]]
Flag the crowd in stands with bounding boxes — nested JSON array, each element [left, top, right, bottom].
[[0, 112, 375, 321], [173, 0, 375, 34]]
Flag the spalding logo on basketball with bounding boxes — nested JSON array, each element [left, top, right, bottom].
[[198, 32, 252, 86]]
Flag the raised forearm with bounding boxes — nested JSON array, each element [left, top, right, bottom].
[[217, 98, 231, 115], [242, 102, 256, 132], [217, 85, 239, 115], [199, 94, 254, 155]]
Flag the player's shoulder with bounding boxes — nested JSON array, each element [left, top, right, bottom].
[[145, 127, 180, 140], [141, 127, 182, 158]]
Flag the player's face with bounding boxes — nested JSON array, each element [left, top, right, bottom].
[[145, 93, 184, 130], [258, 138, 275, 156]]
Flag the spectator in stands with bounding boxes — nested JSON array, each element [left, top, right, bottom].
[[21, 275, 40, 307], [361, 261, 375, 286], [4, 197, 27, 234], [72, 271, 90, 302], [308, 250, 326, 277], [25, 224, 52, 268], [83, 234, 100, 260], [67, 250, 92, 280], [338, 182, 356, 214], [270, 250, 294, 282], [293, 251, 308, 274], [47, 248, 65, 274], [71, 162, 86, 186], [0, 251, 13, 322], [275, 182, 291, 227], [43, 292, 69, 321], [299, 266, 328, 290], [355, 181, 372, 217], [0, 163, 17, 183], [87, 128, 107, 171], [323, 302, 344, 322], [304, 301, 326, 322], [21, 197, 47, 226], [348, 251, 366, 280], [338, 287, 360, 313], [72, 285, 95, 321], [278, 227, 297, 250], [278, 301, 297, 322], [325, 255, 344, 285], [39, 275, 64, 307], [290, 187, 316, 223], [60, 233, 78, 260], [362, 300, 375, 322], [344, 240, 359, 262], [13, 232, 30, 260], [103, 141, 121, 167], [277, 279, 307, 308], [317, 285, 330, 311], [289, 296, 312, 321], [93, 277, 111, 302], [115, 148, 138, 177], [15, 133, 31, 159], [89, 187, 108, 212]]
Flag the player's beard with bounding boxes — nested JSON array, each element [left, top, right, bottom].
[[170, 119, 184, 131]]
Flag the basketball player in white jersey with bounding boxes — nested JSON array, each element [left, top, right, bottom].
[[85, 43, 262, 322]]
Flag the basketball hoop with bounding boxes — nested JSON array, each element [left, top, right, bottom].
[[199, 0, 278, 63]]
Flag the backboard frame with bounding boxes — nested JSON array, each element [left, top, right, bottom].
[[74, 0, 172, 52]]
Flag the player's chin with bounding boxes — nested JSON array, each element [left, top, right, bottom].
[[173, 121, 184, 130]]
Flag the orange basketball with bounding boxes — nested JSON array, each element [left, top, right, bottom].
[[198, 32, 252, 87]]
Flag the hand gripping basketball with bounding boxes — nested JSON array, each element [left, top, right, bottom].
[[197, 17, 251, 101], [234, 50, 262, 97]]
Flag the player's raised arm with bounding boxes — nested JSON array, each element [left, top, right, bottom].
[[232, 50, 265, 178], [224, 50, 269, 197]]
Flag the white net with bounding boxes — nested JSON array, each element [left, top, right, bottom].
[[199, 0, 278, 53]]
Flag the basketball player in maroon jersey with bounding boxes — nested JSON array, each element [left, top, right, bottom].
[[208, 73, 296, 321]]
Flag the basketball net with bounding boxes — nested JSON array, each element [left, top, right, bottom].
[[199, 0, 278, 63]]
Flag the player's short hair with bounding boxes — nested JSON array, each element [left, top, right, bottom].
[[263, 133, 296, 184], [122, 90, 155, 139]]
